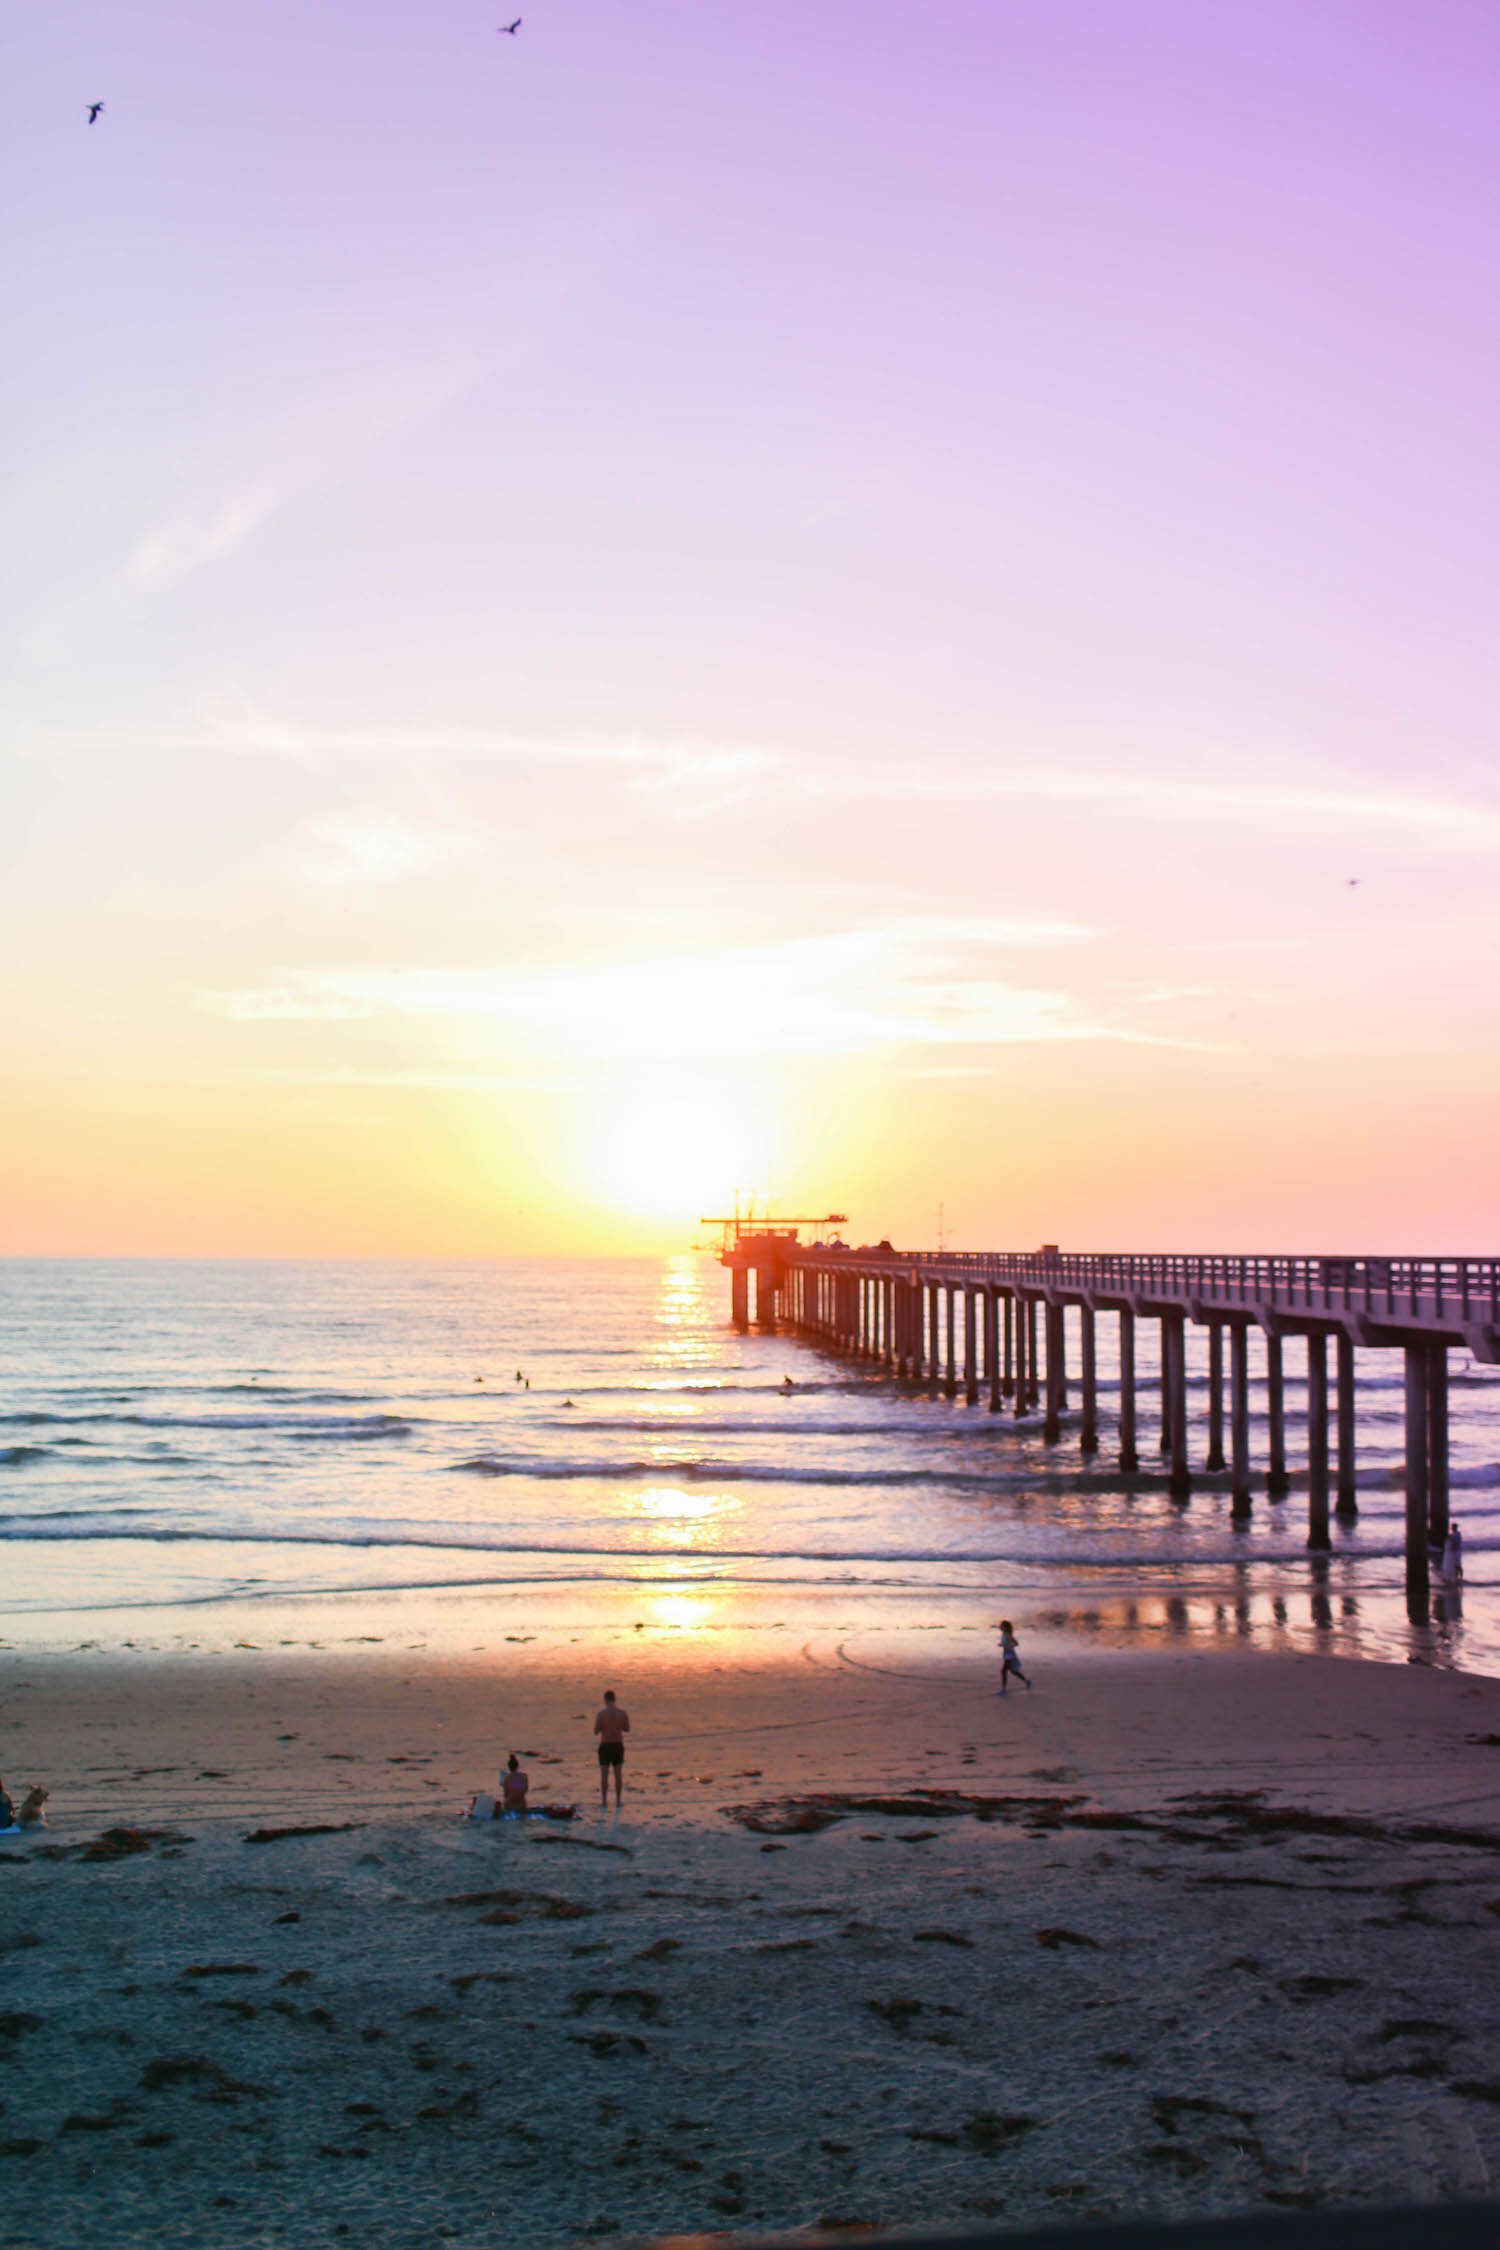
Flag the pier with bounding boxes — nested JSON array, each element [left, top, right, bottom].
[[710, 1226, 1500, 1623]]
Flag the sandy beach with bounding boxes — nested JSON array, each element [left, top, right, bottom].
[[3, 1626, 1500, 2248]]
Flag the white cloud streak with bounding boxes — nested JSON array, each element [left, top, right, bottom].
[[120, 360, 483, 598], [199, 918, 1228, 1062], [21, 712, 1500, 853]]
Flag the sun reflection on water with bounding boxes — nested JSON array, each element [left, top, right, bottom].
[[632, 1482, 741, 1547], [651, 1255, 714, 1366]]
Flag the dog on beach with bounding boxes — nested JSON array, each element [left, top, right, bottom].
[[18, 1787, 48, 1827]]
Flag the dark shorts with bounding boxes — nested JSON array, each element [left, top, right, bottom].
[[597, 1740, 624, 1768]]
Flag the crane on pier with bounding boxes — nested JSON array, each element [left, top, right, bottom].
[[699, 1208, 848, 1256]]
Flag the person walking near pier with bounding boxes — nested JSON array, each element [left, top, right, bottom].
[[594, 1689, 630, 1809], [1442, 1523, 1464, 1585], [997, 1620, 1031, 1695]]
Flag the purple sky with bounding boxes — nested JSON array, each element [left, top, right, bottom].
[[6, 3, 1500, 1252]]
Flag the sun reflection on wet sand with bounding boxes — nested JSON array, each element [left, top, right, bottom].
[[638, 1586, 724, 1636]]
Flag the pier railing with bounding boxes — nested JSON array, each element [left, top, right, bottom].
[[796, 1249, 1500, 1326]]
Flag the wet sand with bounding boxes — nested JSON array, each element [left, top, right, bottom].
[[3, 1630, 1500, 2248]]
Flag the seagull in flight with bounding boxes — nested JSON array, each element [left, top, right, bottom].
[[498, 17, 522, 32], [87, 102, 105, 124]]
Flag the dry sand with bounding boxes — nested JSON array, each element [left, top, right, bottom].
[[3, 1628, 1500, 2248]]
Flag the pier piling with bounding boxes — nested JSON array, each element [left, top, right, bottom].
[[1043, 1302, 1065, 1444], [1306, 1332, 1331, 1551], [1164, 1312, 1191, 1499], [1118, 1309, 1139, 1472], [1079, 1304, 1098, 1454], [1428, 1344, 1450, 1549], [1336, 1333, 1358, 1518], [1266, 1335, 1290, 1498], [1229, 1321, 1251, 1517], [1206, 1321, 1226, 1472], [1404, 1343, 1431, 1622]]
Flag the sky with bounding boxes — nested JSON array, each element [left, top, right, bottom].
[[5, 0, 1500, 1256]]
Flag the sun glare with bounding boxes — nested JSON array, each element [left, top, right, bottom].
[[589, 1089, 761, 1222]]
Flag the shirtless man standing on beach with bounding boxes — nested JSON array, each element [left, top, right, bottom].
[[594, 1689, 630, 1809]]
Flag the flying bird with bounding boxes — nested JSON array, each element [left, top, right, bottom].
[[498, 18, 522, 32], [87, 102, 105, 124]]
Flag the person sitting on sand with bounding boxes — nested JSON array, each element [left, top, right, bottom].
[[594, 1689, 630, 1809], [501, 1754, 530, 1815], [998, 1619, 1031, 1695]]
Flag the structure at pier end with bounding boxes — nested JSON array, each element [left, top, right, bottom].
[[700, 1212, 850, 1335], [711, 1233, 1500, 1626]]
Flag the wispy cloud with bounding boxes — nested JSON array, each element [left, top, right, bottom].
[[16, 711, 782, 815], [783, 761, 1500, 849], [23, 707, 1500, 856], [273, 810, 478, 900], [120, 360, 482, 599], [125, 482, 290, 599], [201, 917, 1225, 1061]]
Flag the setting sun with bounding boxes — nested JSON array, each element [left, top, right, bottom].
[[586, 1086, 766, 1223]]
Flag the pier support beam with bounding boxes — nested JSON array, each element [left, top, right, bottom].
[[1205, 1322, 1226, 1472], [1013, 1296, 1030, 1421], [1001, 1294, 1014, 1397], [1043, 1303, 1065, 1444], [1266, 1335, 1290, 1498], [731, 1268, 749, 1331], [1428, 1344, 1450, 1549], [1336, 1333, 1358, 1518], [1404, 1343, 1431, 1624], [1026, 1301, 1040, 1407], [1118, 1310, 1139, 1471], [1163, 1313, 1191, 1498], [1079, 1305, 1098, 1454], [964, 1289, 979, 1406], [1229, 1321, 1252, 1518], [986, 1291, 1001, 1412], [944, 1287, 957, 1399], [1306, 1333, 1330, 1551]]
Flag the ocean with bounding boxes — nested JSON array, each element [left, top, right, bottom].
[[1, 1255, 1496, 1672]]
